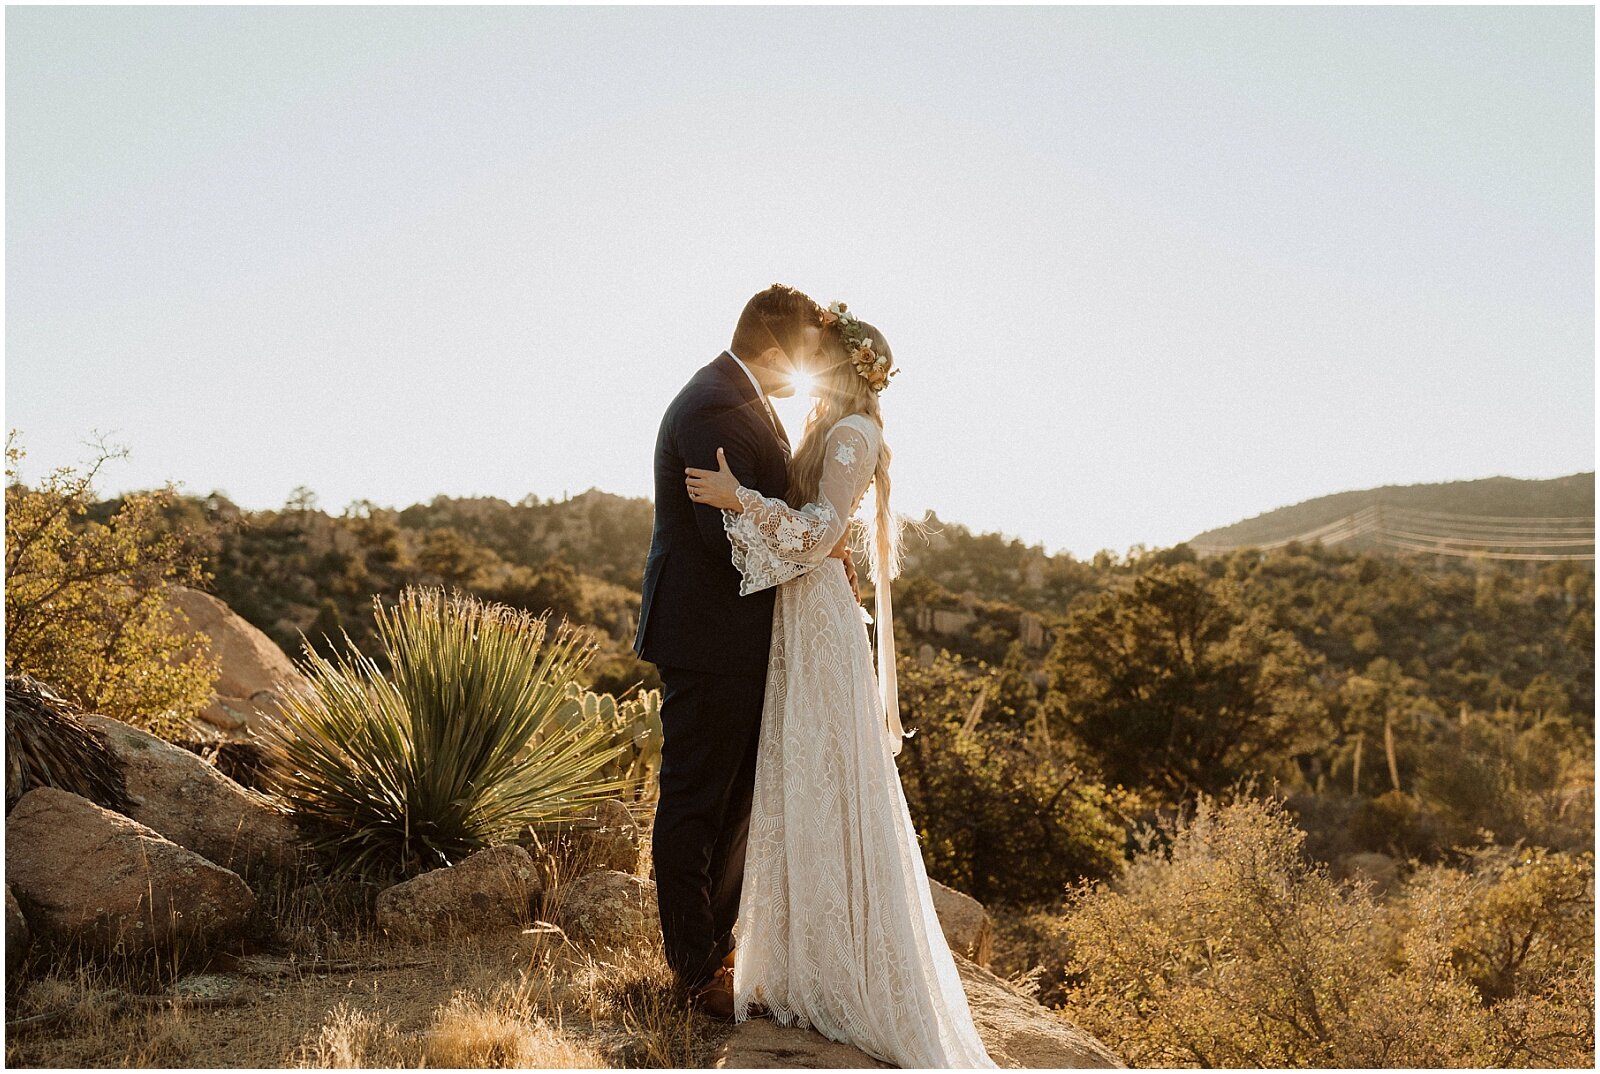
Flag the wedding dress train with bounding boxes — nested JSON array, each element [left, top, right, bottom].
[[720, 413, 997, 1069]]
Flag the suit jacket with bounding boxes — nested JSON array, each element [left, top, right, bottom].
[[634, 352, 792, 676]]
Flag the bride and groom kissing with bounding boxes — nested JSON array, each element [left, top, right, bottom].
[[633, 284, 995, 1067]]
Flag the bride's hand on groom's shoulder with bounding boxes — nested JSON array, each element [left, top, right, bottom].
[[685, 447, 744, 511]]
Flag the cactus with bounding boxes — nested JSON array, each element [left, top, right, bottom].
[[544, 682, 663, 804], [620, 689, 663, 805]]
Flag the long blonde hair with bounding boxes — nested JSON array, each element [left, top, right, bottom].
[[785, 320, 901, 584]]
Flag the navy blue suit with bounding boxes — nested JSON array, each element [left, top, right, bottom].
[[634, 351, 791, 989]]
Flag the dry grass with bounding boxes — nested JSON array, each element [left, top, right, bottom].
[[421, 986, 606, 1068], [6, 821, 728, 1069], [605, 955, 703, 1068], [299, 1002, 400, 1067], [7, 928, 718, 1068]]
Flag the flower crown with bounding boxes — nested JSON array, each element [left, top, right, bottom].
[[820, 301, 897, 393]]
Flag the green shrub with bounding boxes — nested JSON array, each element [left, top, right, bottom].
[[1404, 844, 1594, 1007], [1046, 794, 1594, 1068], [1416, 711, 1595, 854], [897, 651, 1125, 906], [4, 433, 217, 739], [262, 586, 632, 881]]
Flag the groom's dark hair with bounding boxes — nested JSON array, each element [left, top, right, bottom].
[[731, 283, 823, 365]]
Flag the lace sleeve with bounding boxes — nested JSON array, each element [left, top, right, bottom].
[[721, 423, 876, 596]]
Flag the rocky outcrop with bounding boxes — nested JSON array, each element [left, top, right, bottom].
[[1336, 851, 1403, 896], [169, 586, 309, 738], [714, 1019, 892, 1069], [7, 885, 30, 973], [80, 714, 301, 878], [714, 952, 1121, 1068], [929, 878, 995, 968], [556, 869, 659, 949], [5, 787, 256, 953], [956, 955, 1122, 1067], [376, 845, 540, 941]]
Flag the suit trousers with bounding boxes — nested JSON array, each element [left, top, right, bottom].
[[651, 662, 767, 991]]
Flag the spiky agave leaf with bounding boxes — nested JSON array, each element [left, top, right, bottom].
[[4, 671, 132, 813], [547, 684, 664, 805], [260, 587, 633, 881]]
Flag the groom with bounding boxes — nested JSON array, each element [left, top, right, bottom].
[[634, 283, 852, 1019]]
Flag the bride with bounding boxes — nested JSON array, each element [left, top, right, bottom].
[[684, 303, 997, 1068]]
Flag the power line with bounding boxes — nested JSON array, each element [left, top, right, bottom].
[[1193, 504, 1595, 561], [1385, 506, 1593, 526]]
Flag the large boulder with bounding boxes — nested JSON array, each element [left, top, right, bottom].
[[956, 954, 1123, 1067], [6, 885, 29, 974], [713, 953, 1121, 1069], [6, 787, 256, 953], [376, 845, 540, 941], [1336, 851, 1403, 896], [556, 869, 659, 949], [929, 878, 995, 968], [169, 586, 310, 739], [80, 714, 301, 878]]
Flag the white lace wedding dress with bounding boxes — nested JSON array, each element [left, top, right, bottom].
[[720, 413, 997, 1069]]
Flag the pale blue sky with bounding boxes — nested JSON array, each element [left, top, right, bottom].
[[6, 5, 1593, 559]]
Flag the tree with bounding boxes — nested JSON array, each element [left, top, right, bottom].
[[1044, 562, 1321, 798], [415, 526, 499, 591], [487, 557, 587, 625]]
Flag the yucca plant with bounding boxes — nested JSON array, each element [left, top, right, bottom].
[[5, 670, 132, 813], [261, 587, 633, 881]]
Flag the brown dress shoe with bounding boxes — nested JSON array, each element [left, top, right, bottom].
[[724, 954, 774, 1019], [696, 954, 772, 1021], [690, 965, 736, 1022]]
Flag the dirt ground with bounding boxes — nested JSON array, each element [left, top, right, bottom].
[[6, 929, 736, 1068]]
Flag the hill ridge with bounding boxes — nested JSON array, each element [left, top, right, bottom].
[[1189, 471, 1594, 560]]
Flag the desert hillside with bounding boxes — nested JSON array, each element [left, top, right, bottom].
[[1188, 471, 1595, 559], [6, 437, 1593, 1068]]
